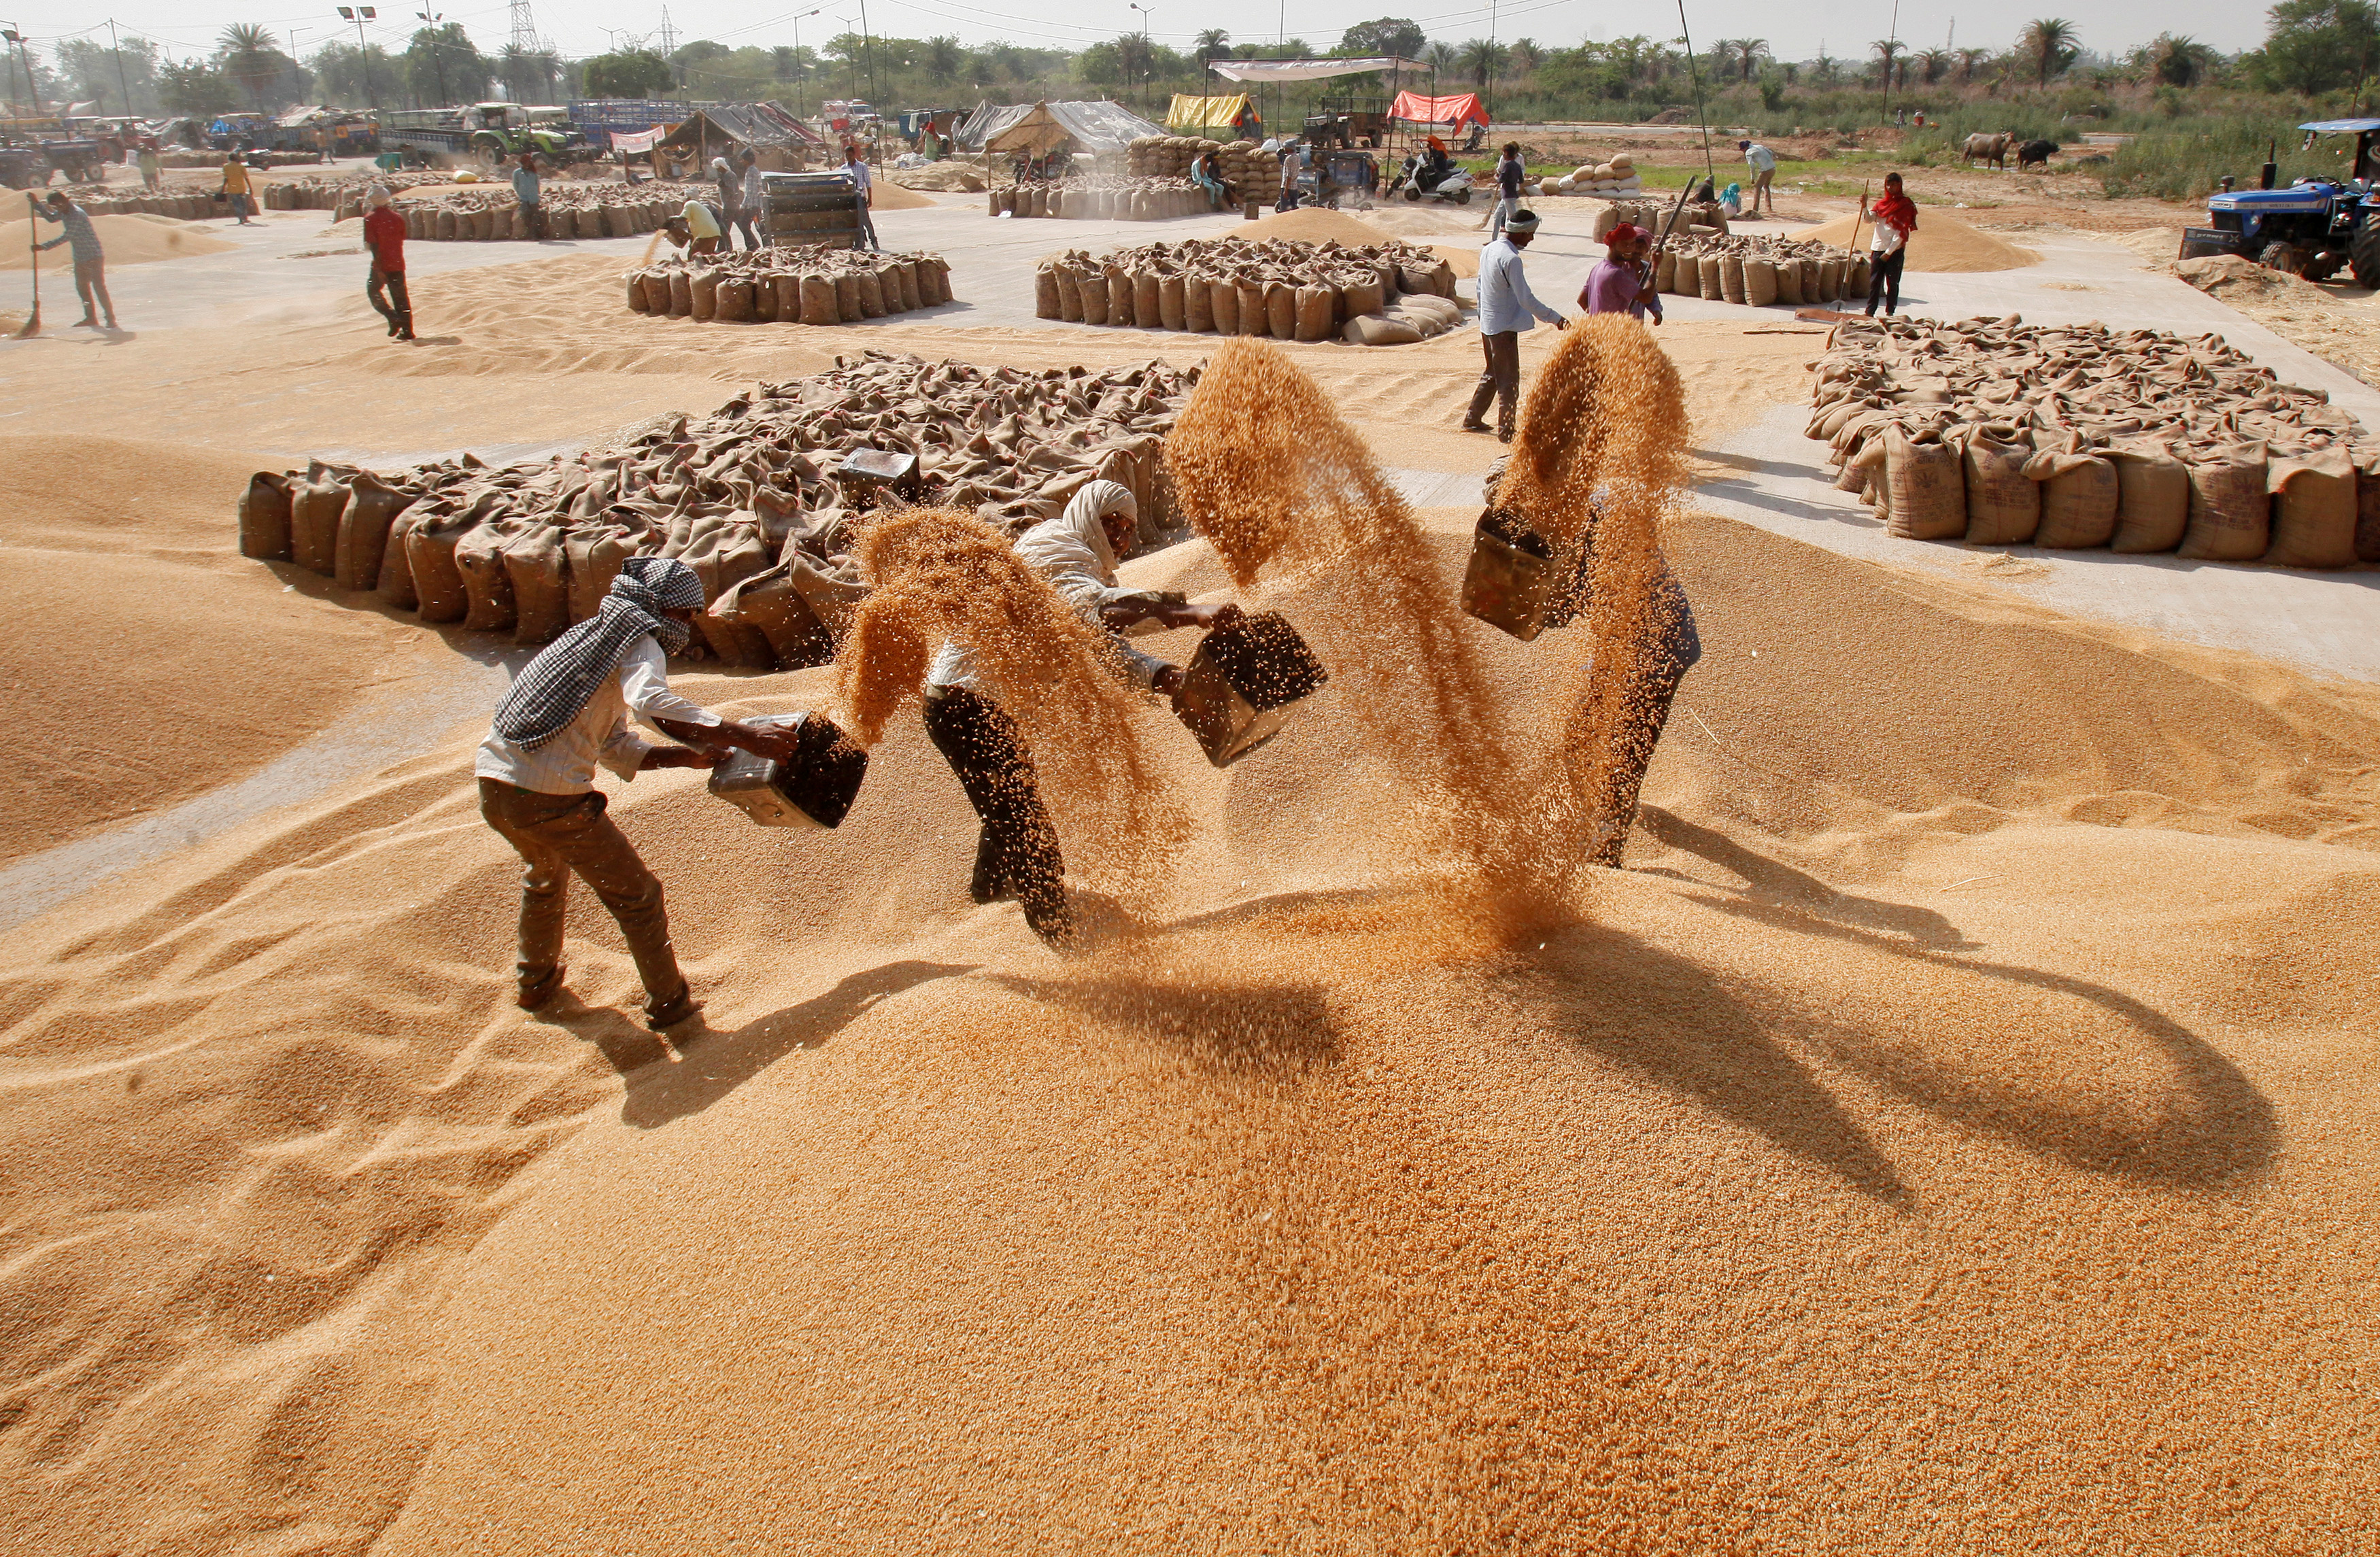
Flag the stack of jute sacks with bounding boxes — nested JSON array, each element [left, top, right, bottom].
[[1809, 313, 2380, 568], [1659, 232, 1864, 307], [1548, 154, 1644, 196], [1133, 135, 1268, 203], [626, 245, 953, 324], [234, 354, 1201, 666], [988, 177, 1225, 220], [390, 185, 689, 240], [1034, 235, 1464, 345], [254, 172, 453, 213]]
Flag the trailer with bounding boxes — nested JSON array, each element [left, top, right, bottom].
[[382, 103, 590, 171], [567, 99, 706, 152]]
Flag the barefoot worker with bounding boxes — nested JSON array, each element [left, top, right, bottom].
[[1462, 208, 1565, 443], [33, 191, 118, 331], [475, 557, 804, 1030], [362, 186, 413, 341], [1579, 222, 1662, 325], [923, 480, 1238, 946]]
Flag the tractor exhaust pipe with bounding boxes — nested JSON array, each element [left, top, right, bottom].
[[2262, 139, 2278, 190]]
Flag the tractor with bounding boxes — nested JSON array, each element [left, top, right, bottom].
[[2178, 118, 2380, 286]]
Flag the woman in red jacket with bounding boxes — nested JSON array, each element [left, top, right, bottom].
[[362, 186, 413, 342]]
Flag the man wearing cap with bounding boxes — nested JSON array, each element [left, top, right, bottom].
[[1461, 208, 1565, 443], [475, 555, 808, 1030], [1739, 139, 1777, 217], [362, 185, 413, 341], [1580, 222, 1662, 324]]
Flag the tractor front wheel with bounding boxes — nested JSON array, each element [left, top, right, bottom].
[[2260, 242, 2307, 277], [2351, 221, 2380, 289]]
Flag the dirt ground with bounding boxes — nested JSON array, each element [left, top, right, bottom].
[[0, 169, 2373, 1556]]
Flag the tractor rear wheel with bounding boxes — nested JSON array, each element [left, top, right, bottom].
[[2351, 220, 2380, 289]]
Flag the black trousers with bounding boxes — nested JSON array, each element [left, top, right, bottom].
[[367, 266, 411, 333], [522, 201, 545, 240], [923, 688, 1072, 942], [1865, 248, 1906, 316]]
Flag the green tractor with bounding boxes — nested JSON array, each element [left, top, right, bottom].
[[384, 103, 588, 173]]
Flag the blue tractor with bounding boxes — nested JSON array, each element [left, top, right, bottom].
[[2179, 119, 2380, 285]]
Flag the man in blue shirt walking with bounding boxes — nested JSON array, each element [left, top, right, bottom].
[[1461, 209, 1564, 443]]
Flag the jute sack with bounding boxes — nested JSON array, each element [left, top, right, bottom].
[[627, 270, 651, 312], [669, 270, 694, 316], [406, 511, 473, 623], [378, 509, 426, 609], [1346, 314, 1423, 346], [509, 208, 528, 241], [1774, 258, 1804, 306], [504, 524, 572, 645], [435, 209, 458, 241], [715, 276, 755, 322], [564, 524, 642, 623], [1654, 250, 1677, 292], [2357, 451, 2380, 562], [1882, 428, 1966, 540], [1129, 270, 1159, 329], [854, 269, 887, 318], [1744, 257, 1778, 307], [238, 472, 294, 560], [893, 261, 923, 311], [2263, 449, 2358, 569], [714, 563, 833, 668], [1185, 272, 1214, 331], [1209, 277, 1240, 333], [2024, 446, 2120, 548], [291, 478, 350, 576], [921, 258, 953, 305], [1818, 256, 1844, 301], [471, 208, 496, 241], [1266, 282, 1299, 339], [1078, 269, 1110, 326], [1696, 254, 1722, 301], [1846, 255, 1871, 294], [799, 273, 840, 325], [1159, 273, 1188, 331], [1238, 280, 1269, 337], [454, 520, 523, 632], [2176, 441, 2271, 561], [2107, 443, 2191, 553], [1340, 276, 1385, 318], [337, 471, 414, 591], [1959, 428, 2041, 545], [779, 551, 870, 638], [872, 264, 906, 313], [690, 269, 720, 321], [834, 273, 863, 320], [1054, 262, 1084, 321], [768, 273, 796, 322], [1293, 285, 1334, 341], [1719, 254, 1748, 305], [1100, 264, 1132, 325]]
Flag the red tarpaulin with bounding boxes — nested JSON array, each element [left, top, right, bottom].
[[1388, 91, 1488, 131]]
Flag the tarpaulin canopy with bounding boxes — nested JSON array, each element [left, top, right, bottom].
[[1208, 56, 1420, 83], [1388, 90, 1489, 131], [1166, 92, 1254, 134], [955, 99, 1165, 156], [658, 102, 825, 152]]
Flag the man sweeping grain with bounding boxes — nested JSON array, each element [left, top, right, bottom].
[[923, 481, 1236, 945], [476, 556, 806, 1029], [362, 185, 413, 341], [1463, 209, 1565, 443], [33, 192, 116, 331]]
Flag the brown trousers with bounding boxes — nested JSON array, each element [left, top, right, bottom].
[[1465, 329, 1523, 439], [477, 779, 686, 1014]]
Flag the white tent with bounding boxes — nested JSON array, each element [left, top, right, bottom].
[[1206, 57, 1422, 84]]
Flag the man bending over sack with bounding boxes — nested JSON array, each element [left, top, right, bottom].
[[923, 479, 1238, 946], [476, 557, 806, 1029]]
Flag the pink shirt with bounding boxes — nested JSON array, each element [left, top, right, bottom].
[[1582, 257, 1660, 320]]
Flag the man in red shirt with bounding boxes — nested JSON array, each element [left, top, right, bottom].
[[362, 185, 413, 341]]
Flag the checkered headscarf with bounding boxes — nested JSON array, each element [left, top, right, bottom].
[[491, 555, 707, 749]]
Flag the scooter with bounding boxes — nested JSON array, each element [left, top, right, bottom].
[[1392, 154, 1474, 205]]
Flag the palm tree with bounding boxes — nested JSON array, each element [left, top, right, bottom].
[[2022, 18, 2079, 86], [1508, 37, 1542, 78], [1735, 39, 1769, 83], [218, 22, 280, 109], [1459, 37, 1510, 92], [1425, 40, 1459, 78], [924, 35, 964, 84], [1707, 39, 1739, 80], [1955, 46, 1990, 83], [1194, 28, 1229, 72], [1869, 37, 1903, 88], [1914, 48, 1948, 84], [2147, 33, 2213, 88]]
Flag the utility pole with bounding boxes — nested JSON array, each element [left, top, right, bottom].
[[107, 18, 133, 114], [415, 10, 447, 106], [337, 7, 380, 112], [1128, 3, 1151, 114], [789, 9, 821, 120], [1880, 0, 1900, 126]]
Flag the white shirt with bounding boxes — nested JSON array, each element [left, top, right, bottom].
[[847, 158, 872, 197], [474, 636, 720, 795], [741, 162, 766, 207], [927, 481, 1170, 696], [1744, 143, 1776, 174], [1475, 236, 1565, 335]]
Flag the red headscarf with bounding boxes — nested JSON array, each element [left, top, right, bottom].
[[1872, 183, 1918, 233], [1603, 222, 1644, 250]]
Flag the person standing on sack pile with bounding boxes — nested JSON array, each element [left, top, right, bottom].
[[1863, 171, 1918, 318], [33, 191, 117, 331], [1490, 141, 1525, 239], [738, 148, 768, 249], [512, 152, 545, 241], [362, 185, 413, 341], [922, 480, 1240, 948], [1738, 138, 1777, 218], [845, 143, 879, 252], [220, 154, 257, 225], [1462, 209, 1565, 443], [476, 556, 809, 1031], [1579, 222, 1661, 324]]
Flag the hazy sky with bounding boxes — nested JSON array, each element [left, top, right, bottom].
[[11, 0, 2275, 74]]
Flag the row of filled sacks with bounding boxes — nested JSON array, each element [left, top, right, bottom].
[[1659, 246, 1867, 306], [1820, 413, 2380, 568], [396, 193, 684, 241], [1127, 136, 1270, 188], [626, 252, 951, 323], [49, 191, 222, 220], [1036, 258, 1463, 342], [258, 173, 452, 211], [991, 179, 1225, 220]]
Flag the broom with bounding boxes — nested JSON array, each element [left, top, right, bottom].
[[14, 194, 37, 338]]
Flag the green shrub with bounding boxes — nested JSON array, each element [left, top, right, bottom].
[[2102, 115, 2349, 200]]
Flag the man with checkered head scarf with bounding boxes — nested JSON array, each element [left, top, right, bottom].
[[475, 557, 804, 1030]]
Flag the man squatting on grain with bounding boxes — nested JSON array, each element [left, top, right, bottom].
[[475, 557, 809, 1030], [922, 479, 1239, 946]]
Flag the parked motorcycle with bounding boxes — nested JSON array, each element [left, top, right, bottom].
[[1393, 154, 1474, 205]]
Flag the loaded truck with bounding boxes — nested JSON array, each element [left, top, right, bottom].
[[2179, 118, 2380, 287], [381, 103, 590, 172]]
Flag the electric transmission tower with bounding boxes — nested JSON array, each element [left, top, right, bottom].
[[507, 0, 547, 52]]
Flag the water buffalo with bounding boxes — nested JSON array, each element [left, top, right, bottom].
[[2016, 139, 2058, 172], [1962, 131, 2015, 170]]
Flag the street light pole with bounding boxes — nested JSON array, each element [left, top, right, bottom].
[[1127, 3, 1151, 112], [2, 24, 39, 116], [416, 10, 447, 107], [791, 8, 820, 122], [337, 7, 380, 112], [107, 18, 134, 115]]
